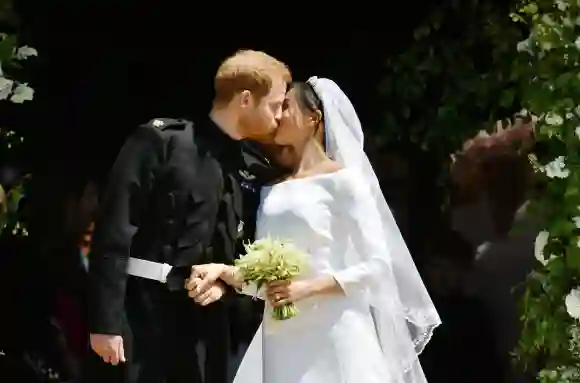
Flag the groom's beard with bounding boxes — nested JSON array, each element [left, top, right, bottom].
[[238, 112, 277, 143], [247, 131, 277, 144]]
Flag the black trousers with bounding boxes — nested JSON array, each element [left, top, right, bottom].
[[81, 277, 230, 383]]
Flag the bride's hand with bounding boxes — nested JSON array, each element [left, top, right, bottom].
[[266, 280, 313, 307], [185, 263, 226, 297]]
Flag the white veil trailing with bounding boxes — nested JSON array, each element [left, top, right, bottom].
[[307, 76, 441, 380]]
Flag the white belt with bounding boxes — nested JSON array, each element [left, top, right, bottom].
[[127, 257, 173, 283]]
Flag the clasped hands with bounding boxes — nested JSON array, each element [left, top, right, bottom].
[[185, 263, 228, 306], [185, 263, 316, 307]]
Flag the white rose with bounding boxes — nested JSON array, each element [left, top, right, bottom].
[[15, 46, 38, 60], [10, 83, 34, 103], [565, 288, 580, 320], [545, 156, 570, 179], [0, 77, 14, 100], [534, 231, 552, 265], [517, 39, 531, 53], [556, 0, 569, 11], [545, 112, 564, 126]]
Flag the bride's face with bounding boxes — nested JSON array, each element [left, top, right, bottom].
[[274, 87, 321, 147]]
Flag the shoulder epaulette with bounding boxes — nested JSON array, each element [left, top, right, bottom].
[[143, 118, 190, 131]]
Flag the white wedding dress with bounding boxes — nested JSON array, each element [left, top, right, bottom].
[[233, 168, 428, 383]]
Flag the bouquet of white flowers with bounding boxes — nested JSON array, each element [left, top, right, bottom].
[[235, 237, 309, 320]]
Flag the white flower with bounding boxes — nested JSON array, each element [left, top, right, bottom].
[[546, 112, 564, 125], [0, 77, 13, 100], [15, 46, 37, 60], [535, 231, 552, 265], [517, 39, 531, 53], [10, 83, 34, 103], [574, 217, 580, 228], [556, 0, 569, 11], [542, 14, 557, 26], [545, 156, 570, 178], [576, 36, 580, 51], [566, 288, 580, 320], [541, 41, 554, 51]]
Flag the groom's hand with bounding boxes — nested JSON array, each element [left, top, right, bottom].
[[187, 279, 227, 306]]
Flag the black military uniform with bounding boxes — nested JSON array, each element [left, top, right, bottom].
[[84, 117, 266, 383], [226, 141, 284, 379]]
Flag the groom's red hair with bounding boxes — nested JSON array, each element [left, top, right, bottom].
[[213, 49, 291, 105]]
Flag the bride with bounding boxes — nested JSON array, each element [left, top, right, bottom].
[[187, 77, 441, 383]]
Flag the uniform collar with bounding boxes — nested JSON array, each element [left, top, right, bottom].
[[200, 115, 243, 161], [240, 141, 286, 184]]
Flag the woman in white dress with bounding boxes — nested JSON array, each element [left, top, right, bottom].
[[189, 77, 441, 383]]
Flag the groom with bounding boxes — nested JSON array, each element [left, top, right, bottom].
[[84, 50, 290, 383]]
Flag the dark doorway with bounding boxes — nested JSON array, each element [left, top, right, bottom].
[[14, 3, 434, 180]]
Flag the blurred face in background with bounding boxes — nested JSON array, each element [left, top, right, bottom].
[[80, 221, 94, 258]]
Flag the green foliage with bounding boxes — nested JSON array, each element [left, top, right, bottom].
[[509, 0, 580, 380], [0, 0, 35, 237], [0, 184, 6, 233], [377, 0, 527, 217], [380, 0, 525, 155], [0, 175, 28, 236], [379, 0, 580, 379]]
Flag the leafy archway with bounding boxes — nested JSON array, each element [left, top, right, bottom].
[[378, 0, 580, 379], [0, 0, 35, 236], [511, 1, 580, 380]]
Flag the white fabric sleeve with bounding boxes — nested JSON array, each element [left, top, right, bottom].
[[330, 173, 391, 300]]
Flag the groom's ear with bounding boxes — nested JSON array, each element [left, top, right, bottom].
[[239, 90, 253, 109]]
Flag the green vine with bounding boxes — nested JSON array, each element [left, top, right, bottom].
[[380, 0, 580, 379], [0, 0, 35, 237], [379, 0, 525, 208], [509, 0, 580, 381]]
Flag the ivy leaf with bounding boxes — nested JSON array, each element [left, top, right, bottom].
[[0, 184, 6, 236], [566, 245, 580, 273], [547, 257, 568, 282], [413, 25, 431, 41], [6, 181, 24, 213], [555, 72, 574, 90], [501, 88, 516, 107], [0, 34, 16, 63]]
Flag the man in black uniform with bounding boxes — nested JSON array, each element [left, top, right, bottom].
[[84, 50, 291, 383], [225, 141, 287, 380]]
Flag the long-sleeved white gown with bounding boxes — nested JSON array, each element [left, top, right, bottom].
[[233, 168, 428, 383]]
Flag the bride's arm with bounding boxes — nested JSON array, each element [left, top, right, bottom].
[[328, 174, 391, 300], [268, 174, 390, 303], [218, 264, 266, 299], [269, 174, 390, 302], [218, 264, 243, 289], [188, 263, 268, 299]]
